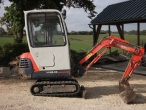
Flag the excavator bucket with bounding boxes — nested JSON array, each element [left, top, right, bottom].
[[119, 81, 136, 103]]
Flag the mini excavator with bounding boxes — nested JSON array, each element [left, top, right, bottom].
[[19, 9, 144, 103]]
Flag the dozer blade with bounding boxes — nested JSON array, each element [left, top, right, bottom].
[[119, 82, 136, 103]]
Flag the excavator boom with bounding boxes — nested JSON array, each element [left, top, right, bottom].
[[78, 36, 144, 103]]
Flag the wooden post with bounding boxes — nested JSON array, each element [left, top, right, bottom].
[[116, 24, 125, 40], [122, 24, 124, 38], [96, 24, 102, 44], [93, 25, 102, 46], [93, 25, 97, 46], [122, 24, 124, 54], [108, 25, 111, 36], [109, 25, 111, 53], [137, 22, 140, 46]]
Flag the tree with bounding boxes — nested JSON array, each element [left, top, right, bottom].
[[0, 0, 97, 43], [141, 30, 146, 35], [0, 27, 5, 35]]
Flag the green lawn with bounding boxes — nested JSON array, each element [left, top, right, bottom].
[[0, 36, 27, 46], [0, 34, 146, 53], [68, 34, 146, 54], [0, 37, 15, 45], [68, 34, 110, 52]]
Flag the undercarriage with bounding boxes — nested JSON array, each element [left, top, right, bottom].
[[30, 78, 86, 98]]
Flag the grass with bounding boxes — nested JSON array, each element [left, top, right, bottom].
[[68, 34, 146, 52], [69, 40, 92, 52], [0, 34, 146, 53], [0, 36, 28, 46], [68, 34, 109, 52], [0, 37, 15, 45]]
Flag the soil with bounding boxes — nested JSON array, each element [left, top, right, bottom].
[[0, 69, 146, 110]]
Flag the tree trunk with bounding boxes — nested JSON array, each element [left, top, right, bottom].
[[14, 28, 23, 43]]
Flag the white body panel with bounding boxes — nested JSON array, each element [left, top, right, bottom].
[[24, 9, 71, 71]]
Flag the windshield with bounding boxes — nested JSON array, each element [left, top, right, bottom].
[[27, 12, 66, 47]]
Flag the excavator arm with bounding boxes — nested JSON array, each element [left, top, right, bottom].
[[76, 36, 144, 103]]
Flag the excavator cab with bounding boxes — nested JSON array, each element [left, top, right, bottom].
[[20, 10, 71, 79]]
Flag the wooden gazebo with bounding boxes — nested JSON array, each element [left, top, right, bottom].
[[89, 0, 146, 46]]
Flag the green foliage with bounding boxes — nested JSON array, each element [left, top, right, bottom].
[[0, 0, 96, 43], [1, 3, 24, 43], [70, 49, 86, 64], [69, 30, 146, 35], [6, 27, 13, 35], [0, 42, 29, 66], [70, 31, 93, 35], [64, 0, 97, 18], [0, 27, 5, 35]]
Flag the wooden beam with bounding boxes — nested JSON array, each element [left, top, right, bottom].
[[96, 24, 102, 43], [116, 24, 125, 40], [93, 25, 102, 46], [108, 25, 111, 36], [137, 22, 140, 45], [108, 25, 111, 53], [93, 25, 97, 46], [122, 24, 124, 38], [121, 24, 125, 54]]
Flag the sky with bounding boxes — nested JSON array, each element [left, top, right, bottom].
[[0, 0, 146, 32]]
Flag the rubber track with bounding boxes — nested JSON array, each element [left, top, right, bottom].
[[30, 78, 81, 97]]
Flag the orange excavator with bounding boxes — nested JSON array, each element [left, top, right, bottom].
[[19, 9, 144, 104], [78, 35, 144, 103]]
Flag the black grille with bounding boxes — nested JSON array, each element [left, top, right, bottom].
[[19, 59, 30, 68]]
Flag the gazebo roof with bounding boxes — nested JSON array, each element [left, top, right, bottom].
[[91, 0, 146, 25]]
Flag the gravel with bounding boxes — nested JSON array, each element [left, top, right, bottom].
[[0, 69, 146, 110]]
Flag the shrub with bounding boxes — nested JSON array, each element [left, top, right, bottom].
[[0, 42, 29, 66], [70, 50, 86, 64]]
